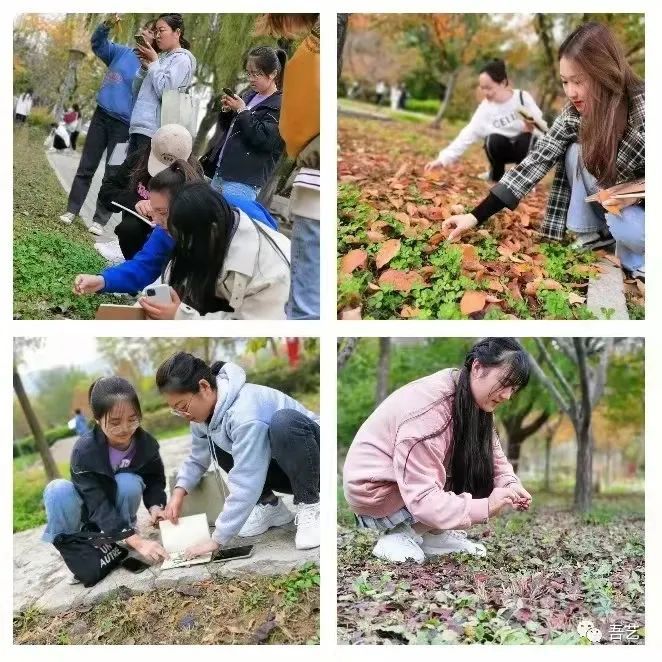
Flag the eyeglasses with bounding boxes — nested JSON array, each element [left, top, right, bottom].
[[246, 70, 265, 79], [105, 419, 141, 434], [155, 27, 171, 35], [170, 394, 195, 417]]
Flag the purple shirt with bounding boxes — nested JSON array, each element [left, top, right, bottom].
[[108, 440, 136, 472]]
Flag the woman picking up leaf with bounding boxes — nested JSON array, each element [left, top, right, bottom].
[[343, 338, 532, 564], [441, 22, 645, 282]]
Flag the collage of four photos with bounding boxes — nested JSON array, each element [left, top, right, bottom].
[[10, 9, 646, 649]]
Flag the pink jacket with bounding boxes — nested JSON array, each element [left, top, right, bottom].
[[343, 368, 520, 530]]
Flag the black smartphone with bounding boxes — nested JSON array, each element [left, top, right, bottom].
[[121, 556, 151, 573], [134, 34, 148, 48], [211, 545, 254, 562], [222, 87, 238, 98]]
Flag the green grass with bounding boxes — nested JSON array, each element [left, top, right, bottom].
[[13, 125, 130, 319], [14, 565, 320, 644], [13, 459, 70, 533]]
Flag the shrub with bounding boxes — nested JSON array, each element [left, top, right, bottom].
[[26, 106, 53, 129], [13, 424, 76, 457], [404, 99, 439, 115]]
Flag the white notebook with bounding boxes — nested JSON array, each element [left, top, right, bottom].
[[159, 513, 213, 570]]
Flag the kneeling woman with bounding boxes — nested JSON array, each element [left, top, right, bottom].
[[156, 353, 320, 554], [343, 338, 532, 563], [442, 22, 645, 279], [42, 377, 169, 563]]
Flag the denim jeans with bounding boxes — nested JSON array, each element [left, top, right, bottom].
[[286, 215, 320, 320], [210, 173, 259, 201], [41, 473, 144, 543], [66, 106, 129, 225], [214, 409, 320, 505], [565, 143, 645, 272]]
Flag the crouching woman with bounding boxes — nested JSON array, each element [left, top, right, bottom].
[[343, 338, 533, 563], [41, 377, 169, 563]]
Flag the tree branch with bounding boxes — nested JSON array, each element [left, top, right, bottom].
[[521, 409, 551, 439], [534, 339, 577, 416], [590, 337, 614, 407], [528, 350, 571, 418], [337, 338, 359, 371]]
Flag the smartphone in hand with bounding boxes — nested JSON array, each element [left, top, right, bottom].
[[222, 87, 238, 98], [134, 33, 149, 48]]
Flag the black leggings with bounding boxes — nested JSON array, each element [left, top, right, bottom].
[[213, 409, 320, 505], [70, 131, 80, 151], [483, 132, 534, 182]]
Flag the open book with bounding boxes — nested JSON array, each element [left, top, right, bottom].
[[160, 514, 213, 570], [111, 201, 155, 227], [585, 179, 644, 214]]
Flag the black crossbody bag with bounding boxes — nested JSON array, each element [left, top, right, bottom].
[[52, 531, 128, 587]]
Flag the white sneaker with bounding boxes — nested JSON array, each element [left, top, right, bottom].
[[294, 502, 320, 550], [421, 530, 487, 557], [88, 222, 104, 236], [372, 527, 425, 563], [238, 498, 294, 537], [94, 239, 125, 265], [59, 212, 75, 224]]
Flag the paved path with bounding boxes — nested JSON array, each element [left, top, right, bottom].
[[46, 149, 121, 243], [586, 257, 629, 320], [14, 434, 319, 615]]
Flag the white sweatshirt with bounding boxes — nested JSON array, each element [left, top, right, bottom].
[[437, 89, 547, 166]]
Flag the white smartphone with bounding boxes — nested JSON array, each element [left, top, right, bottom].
[[143, 283, 171, 304]]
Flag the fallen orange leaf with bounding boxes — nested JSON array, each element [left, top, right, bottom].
[[375, 239, 401, 269], [378, 269, 423, 293], [340, 249, 367, 275], [460, 291, 487, 315]]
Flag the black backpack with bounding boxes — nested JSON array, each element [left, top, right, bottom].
[[52, 531, 128, 587]]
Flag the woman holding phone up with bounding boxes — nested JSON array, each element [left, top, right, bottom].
[[201, 46, 286, 201]]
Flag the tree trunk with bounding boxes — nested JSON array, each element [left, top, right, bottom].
[[544, 433, 552, 491], [337, 338, 358, 371], [375, 338, 391, 405], [192, 101, 219, 156], [337, 14, 350, 81], [13, 367, 59, 481], [574, 420, 593, 512], [507, 433, 525, 474], [430, 70, 458, 129], [268, 338, 280, 357]]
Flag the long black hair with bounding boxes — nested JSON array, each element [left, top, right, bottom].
[[156, 352, 225, 394], [88, 376, 142, 424], [157, 13, 190, 50], [166, 181, 234, 314], [449, 338, 530, 498], [246, 45, 288, 89]]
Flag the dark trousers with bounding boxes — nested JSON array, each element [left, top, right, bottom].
[[214, 409, 320, 506], [115, 214, 153, 259], [70, 131, 80, 151], [483, 132, 534, 182], [15, 113, 27, 123], [53, 134, 68, 150], [127, 132, 151, 159], [67, 106, 129, 225]]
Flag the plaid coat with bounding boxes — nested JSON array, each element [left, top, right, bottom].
[[492, 86, 645, 240]]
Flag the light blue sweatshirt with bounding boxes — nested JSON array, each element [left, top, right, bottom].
[[174, 362, 319, 545], [130, 47, 196, 138]]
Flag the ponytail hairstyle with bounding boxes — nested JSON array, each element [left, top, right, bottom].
[[558, 21, 643, 186], [246, 45, 288, 89], [156, 351, 226, 394], [88, 376, 142, 425], [166, 181, 234, 315], [448, 338, 531, 498], [479, 58, 508, 85], [156, 13, 190, 50]]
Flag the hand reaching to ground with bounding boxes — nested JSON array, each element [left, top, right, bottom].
[[488, 486, 519, 517], [442, 213, 478, 242], [424, 159, 444, 174], [73, 274, 105, 295]]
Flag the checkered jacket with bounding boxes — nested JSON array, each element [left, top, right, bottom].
[[492, 86, 645, 240]]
